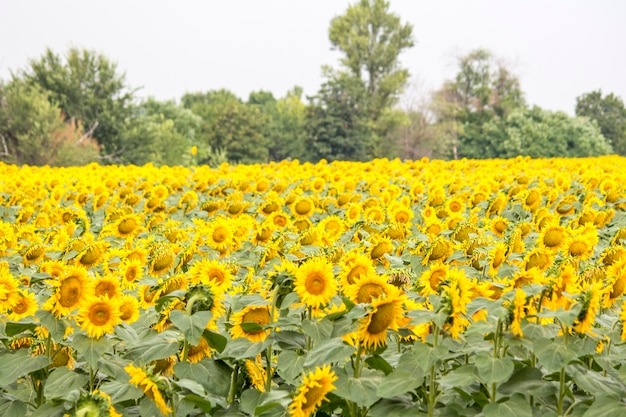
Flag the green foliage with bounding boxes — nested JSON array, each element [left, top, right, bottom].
[[325, 0, 414, 158], [18, 47, 135, 162], [120, 98, 201, 166], [576, 90, 626, 155], [0, 80, 100, 166], [182, 89, 270, 164], [496, 106, 613, 158], [304, 73, 371, 162]]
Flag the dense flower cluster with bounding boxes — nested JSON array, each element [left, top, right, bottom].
[[1, 156, 625, 416]]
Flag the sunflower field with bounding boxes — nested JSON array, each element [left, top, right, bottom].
[[1, 156, 626, 417]]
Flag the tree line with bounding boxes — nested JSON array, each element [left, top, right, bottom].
[[1, 0, 625, 167]]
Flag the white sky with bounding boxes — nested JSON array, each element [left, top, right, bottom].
[[1, 1, 625, 115]]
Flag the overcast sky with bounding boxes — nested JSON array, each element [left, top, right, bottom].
[[1, 1, 625, 115]]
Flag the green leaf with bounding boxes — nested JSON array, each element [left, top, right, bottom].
[[334, 368, 384, 407], [533, 338, 576, 373], [367, 397, 424, 417], [474, 352, 514, 385], [4, 321, 38, 337], [582, 396, 626, 417], [181, 394, 213, 413], [376, 369, 423, 398], [28, 402, 66, 417], [272, 330, 307, 350], [365, 355, 394, 375], [43, 367, 89, 400], [174, 378, 206, 396], [569, 365, 626, 397], [439, 365, 478, 388], [99, 380, 144, 403], [301, 318, 333, 344], [174, 359, 231, 397], [0, 399, 27, 417], [410, 341, 448, 370], [277, 351, 306, 385], [35, 310, 69, 343], [72, 333, 113, 369], [221, 337, 266, 360], [0, 349, 51, 387], [303, 338, 355, 369], [170, 310, 212, 345], [204, 329, 228, 353], [498, 365, 556, 398], [123, 330, 181, 364], [483, 394, 532, 417]]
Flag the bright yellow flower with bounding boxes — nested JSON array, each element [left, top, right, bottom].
[[289, 365, 338, 417], [294, 257, 337, 308]]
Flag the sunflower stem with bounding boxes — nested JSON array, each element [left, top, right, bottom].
[[354, 344, 363, 379], [228, 362, 240, 404], [264, 346, 273, 392], [428, 323, 439, 417], [181, 340, 190, 362]]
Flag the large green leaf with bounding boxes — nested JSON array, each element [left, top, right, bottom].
[[99, 380, 144, 403], [303, 338, 355, 369], [367, 397, 425, 417], [410, 341, 448, 371], [533, 338, 577, 373], [301, 318, 333, 344], [439, 365, 479, 388], [0, 349, 51, 387], [72, 333, 113, 369], [376, 369, 423, 398], [334, 368, 384, 407], [123, 330, 181, 364], [483, 394, 532, 417], [582, 396, 626, 417], [43, 367, 89, 400], [277, 350, 306, 385], [4, 320, 38, 337], [35, 310, 69, 343], [0, 399, 27, 417], [498, 365, 556, 398], [221, 337, 266, 360], [204, 329, 228, 353], [569, 365, 626, 397], [169, 310, 212, 345], [474, 352, 514, 385], [174, 359, 231, 397]]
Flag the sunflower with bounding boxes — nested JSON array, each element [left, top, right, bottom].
[[573, 281, 604, 336], [245, 354, 270, 392], [23, 243, 46, 265], [148, 244, 176, 277], [187, 337, 212, 363], [523, 248, 553, 271], [489, 216, 508, 238], [538, 223, 569, 252], [204, 217, 235, 254], [510, 288, 527, 337], [230, 305, 272, 343], [294, 257, 337, 308], [111, 213, 144, 239], [487, 241, 508, 275], [369, 235, 394, 264], [521, 188, 542, 211], [47, 266, 91, 317], [344, 203, 362, 224], [338, 252, 376, 287], [125, 364, 172, 416], [7, 290, 38, 321], [565, 233, 596, 261], [389, 202, 414, 225], [0, 268, 20, 313], [358, 294, 404, 349], [442, 268, 473, 339], [76, 241, 108, 268], [292, 196, 315, 219], [188, 258, 233, 290], [78, 296, 122, 339], [422, 237, 453, 264], [119, 258, 144, 289], [93, 274, 121, 299], [318, 215, 346, 245], [604, 259, 626, 308], [118, 294, 140, 324], [418, 262, 449, 296], [289, 364, 338, 417], [344, 273, 397, 304]]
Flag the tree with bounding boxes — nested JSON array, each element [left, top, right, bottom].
[[324, 0, 414, 158], [575, 90, 626, 155], [304, 74, 371, 162], [182, 90, 270, 164], [18, 47, 135, 162], [119, 98, 202, 166], [0, 80, 99, 166], [496, 106, 612, 158], [432, 49, 526, 159]]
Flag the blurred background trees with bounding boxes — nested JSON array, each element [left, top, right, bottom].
[[1, 0, 623, 167]]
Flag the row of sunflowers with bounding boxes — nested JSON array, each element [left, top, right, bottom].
[[1, 156, 626, 417]]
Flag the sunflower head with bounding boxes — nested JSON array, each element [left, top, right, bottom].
[[289, 365, 338, 417], [294, 257, 337, 308]]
